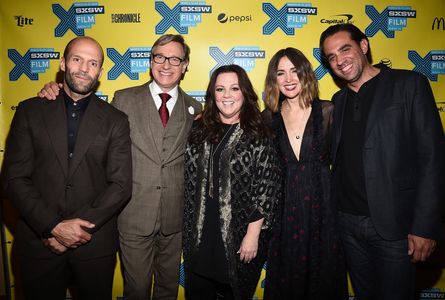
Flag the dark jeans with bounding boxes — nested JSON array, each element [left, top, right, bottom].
[[337, 212, 415, 300]]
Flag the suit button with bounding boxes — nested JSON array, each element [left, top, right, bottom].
[[156, 186, 161, 190], [66, 184, 72, 189], [161, 164, 165, 168]]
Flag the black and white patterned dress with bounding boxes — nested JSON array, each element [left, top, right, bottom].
[[183, 122, 281, 300]]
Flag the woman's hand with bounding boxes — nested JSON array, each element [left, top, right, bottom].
[[238, 218, 264, 263]]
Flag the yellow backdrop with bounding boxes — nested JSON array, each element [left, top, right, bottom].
[[1, 0, 444, 299]]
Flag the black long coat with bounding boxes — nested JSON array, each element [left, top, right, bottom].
[[183, 124, 281, 300]]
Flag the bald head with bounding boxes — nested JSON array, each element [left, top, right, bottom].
[[63, 36, 104, 67]]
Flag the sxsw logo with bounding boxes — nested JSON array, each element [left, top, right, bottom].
[[95, 91, 108, 102], [53, 2, 105, 37], [408, 50, 445, 81], [8, 48, 60, 81], [187, 91, 206, 103], [365, 5, 416, 38], [209, 46, 265, 75], [260, 262, 267, 288], [312, 47, 331, 80], [418, 288, 445, 299], [179, 262, 185, 287], [263, 2, 317, 35], [155, 1, 212, 34], [107, 47, 151, 80]]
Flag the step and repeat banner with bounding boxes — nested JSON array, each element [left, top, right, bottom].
[[0, 0, 444, 299]]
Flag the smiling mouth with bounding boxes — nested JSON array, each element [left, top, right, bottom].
[[222, 100, 235, 105], [339, 63, 353, 73], [283, 84, 297, 90], [159, 70, 173, 76]]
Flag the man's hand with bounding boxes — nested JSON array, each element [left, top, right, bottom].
[[408, 234, 436, 262], [43, 237, 68, 254], [51, 218, 95, 248], [37, 82, 62, 100]]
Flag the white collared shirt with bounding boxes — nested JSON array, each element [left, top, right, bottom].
[[149, 81, 179, 114]]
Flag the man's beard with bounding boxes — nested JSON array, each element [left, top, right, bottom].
[[65, 70, 98, 95]]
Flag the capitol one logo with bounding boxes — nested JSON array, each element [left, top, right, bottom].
[[8, 48, 60, 81], [320, 14, 353, 25], [209, 46, 265, 75], [365, 5, 416, 38], [155, 1, 212, 34], [107, 47, 151, 80], [408, 50, 445, 81], [263, 2, 317, 35], [52, 2, 105, 37]]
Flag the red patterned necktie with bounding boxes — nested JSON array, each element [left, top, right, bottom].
[[158, 93, 171, 127]]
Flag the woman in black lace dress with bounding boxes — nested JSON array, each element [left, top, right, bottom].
[[183, 65, 281, 300], [263, 48, 347, 299]]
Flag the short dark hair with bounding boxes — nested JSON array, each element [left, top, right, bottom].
[[63, 36, 104, 67], [151, 34, 191, 63], [319, 24, 372, 63]]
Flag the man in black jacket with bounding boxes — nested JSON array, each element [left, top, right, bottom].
[[2, 36, 132, 299], [320, 24, 444, 300]]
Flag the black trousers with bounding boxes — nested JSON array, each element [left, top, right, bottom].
[[338, 212, 415, 300], [188, 273, 234, 300], [18, 252, 116, 300]]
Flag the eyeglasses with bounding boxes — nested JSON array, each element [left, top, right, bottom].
[[152, 54, 184, 66]]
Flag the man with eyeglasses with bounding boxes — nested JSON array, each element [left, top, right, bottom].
[[112, 34, 202, 299], [37, 34, 202, 300]]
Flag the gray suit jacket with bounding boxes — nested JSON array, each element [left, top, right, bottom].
[[112, 82, 202, 236]]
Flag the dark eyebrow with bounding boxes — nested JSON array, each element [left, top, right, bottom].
[[338, 43, 352, 51]]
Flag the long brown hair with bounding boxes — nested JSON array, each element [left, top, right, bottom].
[[264, 48, 318, 112], [190, 64, 269, 144]]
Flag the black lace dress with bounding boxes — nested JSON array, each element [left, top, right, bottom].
[[264, 99, 347, 300]]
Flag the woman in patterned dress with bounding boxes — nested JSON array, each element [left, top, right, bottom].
[[263, 48, 347, 300], [183, 64, 281, 300]]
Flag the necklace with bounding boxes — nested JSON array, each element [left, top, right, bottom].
[[296, 107, 310, 139], [282, 101, 310, 140], [208, 124, 236, 198]]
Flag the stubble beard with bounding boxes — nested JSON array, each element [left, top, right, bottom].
[[65, 70, 98, 95]]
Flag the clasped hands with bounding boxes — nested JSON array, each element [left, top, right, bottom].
[[43, 218, 95, 254]]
